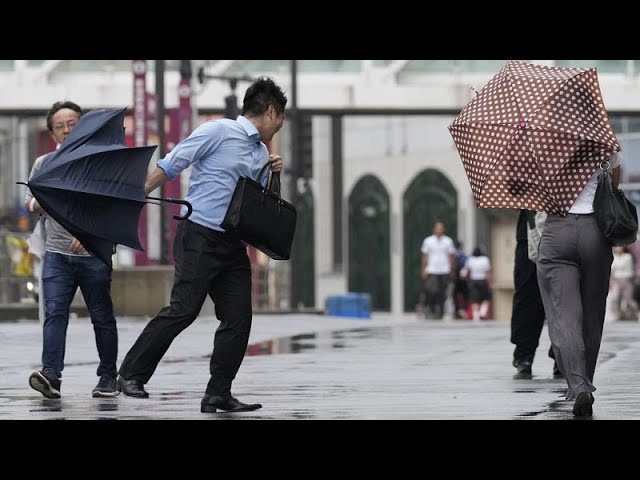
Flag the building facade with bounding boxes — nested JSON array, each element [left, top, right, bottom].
[[2, 60, 640, 317]]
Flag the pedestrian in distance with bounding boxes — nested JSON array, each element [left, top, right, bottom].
[[419, 221, 456, 320]]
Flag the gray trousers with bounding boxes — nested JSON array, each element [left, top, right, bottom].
[[536, 213, 612, 400]]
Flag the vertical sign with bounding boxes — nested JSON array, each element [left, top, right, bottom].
[[145, 92, 161, 263], [132, 60, 149, 266]]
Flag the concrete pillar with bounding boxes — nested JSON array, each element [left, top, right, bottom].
[[490, 217, 517, 321], [391, 204, 403, 316]]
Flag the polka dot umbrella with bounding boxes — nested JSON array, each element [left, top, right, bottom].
[[448, 60, 620, 215]]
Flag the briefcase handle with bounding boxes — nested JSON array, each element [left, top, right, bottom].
[[268, 172, 281, 196], [257, 161, 282, 199]]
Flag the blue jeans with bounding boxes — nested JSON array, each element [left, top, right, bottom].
[[41, 252, 117, 379]]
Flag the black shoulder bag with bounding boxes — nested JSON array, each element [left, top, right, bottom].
[[221, 162, 297, 260], [593, 158, 638, 247]]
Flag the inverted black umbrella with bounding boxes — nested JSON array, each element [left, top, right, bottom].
[[18, 107, 191, 269]]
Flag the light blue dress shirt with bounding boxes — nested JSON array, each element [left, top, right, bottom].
[[157, 115, 270, 232]]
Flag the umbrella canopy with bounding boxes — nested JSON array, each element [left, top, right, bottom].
[[22, 108, 160, 268], [448, 60, 620, 215]]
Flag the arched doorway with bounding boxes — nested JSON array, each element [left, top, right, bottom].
[[403, 169, 458, 311], [348, 175, 391, 310]]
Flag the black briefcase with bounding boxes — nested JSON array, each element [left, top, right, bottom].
[[221, 166, 297, 260]]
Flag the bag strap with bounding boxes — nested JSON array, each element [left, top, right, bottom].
[[257, 161, 271, 184], [257, 161, 281, 198], [600, 159, 612, 172]]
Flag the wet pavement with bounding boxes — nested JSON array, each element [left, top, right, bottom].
[[1, 313, 639, 420]]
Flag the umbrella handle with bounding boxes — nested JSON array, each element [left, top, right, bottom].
[[145, 196, 193, 221]]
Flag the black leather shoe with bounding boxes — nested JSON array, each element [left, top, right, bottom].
[[572, 391, 594, 417], [513, 359, 532, 374], [117, 376, 149, 398], [201, 394, 262, 413]]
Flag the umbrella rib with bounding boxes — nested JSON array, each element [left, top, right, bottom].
[[450, 121, 520, 128], [526, 125, 617, 152], [505, 68, 526, 121], [522, 133, 562, 212], [71, 187, 146, 202], [31, 182, 146, 203]]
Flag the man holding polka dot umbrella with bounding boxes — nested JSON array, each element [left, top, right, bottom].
[[449, 60, 621, 417]]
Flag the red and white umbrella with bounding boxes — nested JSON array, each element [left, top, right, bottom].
[[448, 60, 620, 215]]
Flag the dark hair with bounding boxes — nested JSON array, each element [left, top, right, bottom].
[[472, 246, 483, 257], [241, 76, 287, 116], [46, 101, 83, 132]]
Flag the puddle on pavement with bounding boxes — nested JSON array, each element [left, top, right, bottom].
[[516, 398, 583, 419], [516, 411, 544, 417], [245, 327, 389, 356], [97, 401, 118, 411], [29, 399, 63, 413]]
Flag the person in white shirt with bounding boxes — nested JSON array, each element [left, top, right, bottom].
[[462, 246, 492, 321], [537, 152, 621, 417], [420, 221, 456, 319], [608, 245, 638, 320]]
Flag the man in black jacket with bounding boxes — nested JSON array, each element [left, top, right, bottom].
[[511, 209, 561, 378]]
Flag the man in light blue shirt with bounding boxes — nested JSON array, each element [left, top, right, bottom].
[[155, 112, 274, 232], [117, 77, 287, 413]]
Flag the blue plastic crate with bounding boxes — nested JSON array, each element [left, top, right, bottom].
[[325, 293, 371, 319]]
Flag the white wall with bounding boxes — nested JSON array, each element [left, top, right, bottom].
[[312, 117, 345, 310]]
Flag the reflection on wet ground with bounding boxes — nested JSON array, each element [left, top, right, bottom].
[[245, 327, 388, 356], [517, 399, 593, 420], [3, 317, 640, 419], [30, 399, 64, 413], [97, 401, 119, 412]]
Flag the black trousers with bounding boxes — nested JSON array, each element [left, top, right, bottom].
[[510, 239, 553, 363], [118, 220, 252, 397], [424, 274, 450, 319]]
